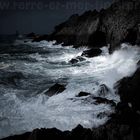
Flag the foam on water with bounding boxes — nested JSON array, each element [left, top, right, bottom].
[[0, 41, 140, 139]]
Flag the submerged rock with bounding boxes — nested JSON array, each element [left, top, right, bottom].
[[69, 59, 79, 64], [76, 92, 91, 97], [44, 83, 66, 97], [93, 97, 116, 107], [81, 48, 102, 58], [69, 56, 86, 64]]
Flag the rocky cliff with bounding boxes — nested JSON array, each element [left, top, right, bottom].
[[42, 0, 140, 51]]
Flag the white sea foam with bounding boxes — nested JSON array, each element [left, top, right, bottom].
[[0, 41, 139, 139]]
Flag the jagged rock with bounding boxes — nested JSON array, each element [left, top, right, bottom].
[[76, 92, 91, 97], [46, 0, 140, 51], [110, 67, 140, 126], [69, 58, 78, 64], [116, 68, 140, 111], [49, 10, 101, 47], [69, 56, 86, 64], [93, 97, 116, 107], [2, 120, 140, 140], [79, 95, 116, 107], [70, 125, 92, 140], [1, 132, 30, 140], [81, 48, 102, 58], [44, 83, 66, 97]]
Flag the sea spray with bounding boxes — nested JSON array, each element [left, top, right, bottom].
[[0, 40, 139, 139]]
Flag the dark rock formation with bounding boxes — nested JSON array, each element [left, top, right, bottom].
[[45, 0, 140, 51], [69, 56, 86, 64], [1, 132, 31, 140], [49, 10, 101, 47], [69, 58, 79, 64], [93, 97, 116, 107], [81, 48, 102, 58], [44, 83, 66, 97], [76, 92, 91, 97], [72, 93, 115, 107], [116, 68, 140, 112], [1, 126, 92, 140], [122, 28, 138, 45]]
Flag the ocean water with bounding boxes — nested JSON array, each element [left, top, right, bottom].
[[0, 38, 140, 138]]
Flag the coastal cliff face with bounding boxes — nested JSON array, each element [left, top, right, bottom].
[[46, 0, 140, 51]]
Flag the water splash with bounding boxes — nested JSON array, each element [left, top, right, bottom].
[[0, 41, 139, 139]]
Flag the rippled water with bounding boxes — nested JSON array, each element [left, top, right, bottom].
[[0, 39, 140, 139]]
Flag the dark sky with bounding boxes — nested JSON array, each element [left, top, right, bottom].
[[0, 0, 114, 34]]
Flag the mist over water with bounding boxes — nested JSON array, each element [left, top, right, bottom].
[[0, 39, 140, 139]]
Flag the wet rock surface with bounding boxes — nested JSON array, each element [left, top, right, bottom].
[[44, 83, 66, 97], [69, 56, 86, 64], [93, 97, 116, 107], [116, 68, 140, 112], [76, 92, 91, 97], [81, 48, 102, 58]]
